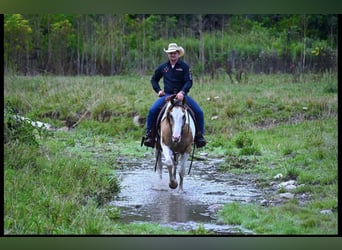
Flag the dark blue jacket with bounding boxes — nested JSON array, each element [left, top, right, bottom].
[[151, 60, 193, 95]]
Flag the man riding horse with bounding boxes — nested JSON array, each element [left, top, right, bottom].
[[142, 42, 206, 148]]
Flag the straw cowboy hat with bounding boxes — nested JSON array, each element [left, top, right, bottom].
[[163, 43, 185, 57]]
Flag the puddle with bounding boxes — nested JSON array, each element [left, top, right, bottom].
[[110, 154, 264, 234]]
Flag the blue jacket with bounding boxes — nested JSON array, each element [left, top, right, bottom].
[[151, 60, 193, 95]]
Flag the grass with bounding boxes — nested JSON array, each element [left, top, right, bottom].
[[215, 118, 337, 234], [4, 72, 337, 234], [218, 201, 337, 234], [4, 131, 180, 235]]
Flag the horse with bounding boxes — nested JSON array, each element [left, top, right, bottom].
[[155, 96, 196, 192]]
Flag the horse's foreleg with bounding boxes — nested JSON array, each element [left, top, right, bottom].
[[178, 153, 189, 192], [167, 164, 178, 189], [162, 146, 178, 189]]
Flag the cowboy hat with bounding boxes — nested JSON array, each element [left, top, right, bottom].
[[163, 43, 185, 57]]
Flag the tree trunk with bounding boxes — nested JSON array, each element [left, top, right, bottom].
[[198, 15, 205, 73]]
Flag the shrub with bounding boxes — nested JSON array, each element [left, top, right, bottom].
[[234, 132, 261, 156], [234, 132, 253, 148], [4, 102, 40, 146]]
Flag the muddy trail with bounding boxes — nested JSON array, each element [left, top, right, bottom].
[[109, 153, 267, 235]]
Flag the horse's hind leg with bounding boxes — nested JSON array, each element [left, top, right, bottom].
[[155, 148, 163, 180], [172, 154, 178, 179], [178, 153, 189, 192]]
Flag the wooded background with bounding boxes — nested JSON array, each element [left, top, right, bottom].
[[4, 14, 338, 76]]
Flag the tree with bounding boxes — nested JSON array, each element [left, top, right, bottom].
[[50, 17, 76, 74], [4, 14, 337, 76], [4, 14, 32, 74]]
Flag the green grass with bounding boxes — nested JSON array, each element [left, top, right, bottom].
[[4, 130, 181, 235], [215, 117, 337, 234], [218, 200, 337, 234], [4, 72, 337, 234]]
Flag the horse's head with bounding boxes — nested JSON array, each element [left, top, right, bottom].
[[167, 99, 186, 143]]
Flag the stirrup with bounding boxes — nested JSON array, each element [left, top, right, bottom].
[[143, 134, 155, 148], [195, 134, 206, 148]]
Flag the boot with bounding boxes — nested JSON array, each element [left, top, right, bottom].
[[143, 130, 156, 148], [195, 133, 206, 148]]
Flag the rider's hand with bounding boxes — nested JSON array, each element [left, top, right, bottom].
[[158, 90, 165, 97], [176, 91, 184, 101]]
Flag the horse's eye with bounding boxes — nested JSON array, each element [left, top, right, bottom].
[[168, 115, 173, 123]]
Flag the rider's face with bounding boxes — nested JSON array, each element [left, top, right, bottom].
[[168, 51, 179, 62]]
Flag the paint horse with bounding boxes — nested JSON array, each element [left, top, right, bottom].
[[155, 96, 196, 192]]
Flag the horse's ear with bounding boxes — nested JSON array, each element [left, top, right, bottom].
[[166, 94, 177, 104], [170, 98, 175, 106]]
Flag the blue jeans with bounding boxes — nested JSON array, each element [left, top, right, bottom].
[[146, 94, 205, 136]]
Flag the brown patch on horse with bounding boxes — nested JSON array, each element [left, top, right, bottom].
[[161, 118, 172, 146], [180, 124, 194, 153]]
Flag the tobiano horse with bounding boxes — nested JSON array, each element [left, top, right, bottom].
[[155, 96, 196, 192]]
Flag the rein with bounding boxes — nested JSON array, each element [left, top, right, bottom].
[[188, 143, 196, 174]]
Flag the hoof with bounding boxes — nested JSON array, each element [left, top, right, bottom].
[[169, 181, 178, 189]]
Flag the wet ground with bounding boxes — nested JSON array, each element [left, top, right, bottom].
[[110, 153, 266, 234]]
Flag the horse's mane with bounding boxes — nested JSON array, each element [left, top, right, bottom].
[[164, 94, 177, 103]]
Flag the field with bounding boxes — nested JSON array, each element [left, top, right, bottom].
[[4, 72, 338, 234]]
